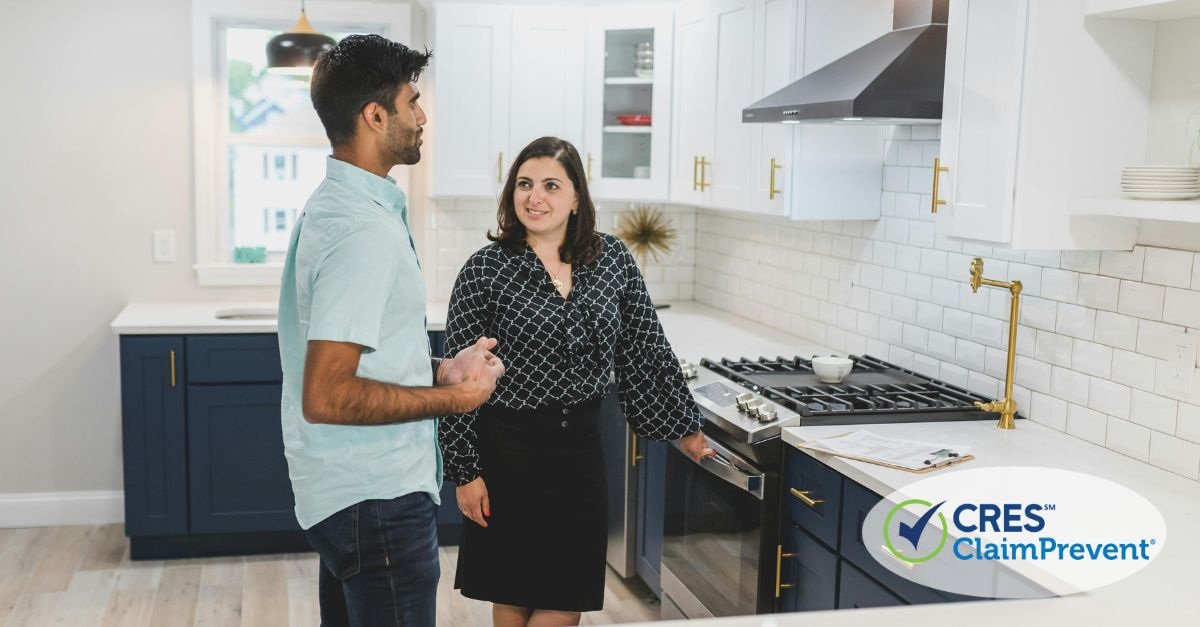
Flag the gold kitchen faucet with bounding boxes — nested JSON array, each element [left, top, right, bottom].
[[968, 257, 1022, 429]]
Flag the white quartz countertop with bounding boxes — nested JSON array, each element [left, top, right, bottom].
[[109, 302, 450, 334], [632, 420, 1200, 627]]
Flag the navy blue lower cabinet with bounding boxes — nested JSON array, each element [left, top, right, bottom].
[[635, 436, 667, 595], [780, 525, 839, 612], [119, 336, 189, 537], [838, 560, 905, 609], [187, 384, 299, 534]]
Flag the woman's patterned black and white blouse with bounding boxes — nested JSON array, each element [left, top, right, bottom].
[[438, 233, 703, 485]]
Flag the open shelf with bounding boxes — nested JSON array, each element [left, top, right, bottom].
[[1073, 197, 1200, 223], [603, 125, 653, 134], [1085, 0, 1200, 20]]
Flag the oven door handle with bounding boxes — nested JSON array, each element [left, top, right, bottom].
[[673, 437, 765, 500]]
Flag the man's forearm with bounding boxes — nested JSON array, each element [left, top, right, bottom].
[[307, 376, 461, 425]]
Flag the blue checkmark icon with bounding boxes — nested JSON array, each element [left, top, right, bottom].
[[897, 500, 946, 550]]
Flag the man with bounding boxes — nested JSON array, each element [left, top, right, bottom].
[[278, 34, 505, 627]]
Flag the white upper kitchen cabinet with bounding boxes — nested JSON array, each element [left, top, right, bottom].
[[937, 0, 1155, 249], [431, 4, 584, 199], [788, 0, 891, 221], [669, 0, 756, 210], [431, 4, 511, 198], [747, 0, 801, 216], [583, 5, 674, 201]]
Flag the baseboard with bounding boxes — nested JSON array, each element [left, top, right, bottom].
[[0, 490, 124, 528]]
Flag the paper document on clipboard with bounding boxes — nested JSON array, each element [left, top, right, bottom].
[[797, 430, 972, 472]]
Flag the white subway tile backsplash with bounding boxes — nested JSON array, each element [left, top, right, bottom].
[[1106, 417, 1151, 462], [1020, 296, 1058, 331], [906, 274, 933, 300], [1112, 349, 1157, 392], [1143, 248, 1194, 288], [873, 241, 897, 266], [971, 315, 1006, 349], [880, 318, 903, 344], [985, 348, 1009, 380], [909, 221, 935, 248], [1034, 331, 1073, 367], [1072, 340, 1113, 379], [894, 193, 920, 219], [1041, 268, 1079, 303], [1179, 403, 1200, 444], [928, 331, 956, 361], [1131, 390, 1178, 434], [1117, 281, 1165, 321], [1061, 251, 1101, 274], [1015, 356, 1052, 394], [1137, 319, 1187, 360], [1094, 311, 1139, 351], [992, 248, 1026, 263], [1052, 367, 1090, 406], [883, 268, 907, 296], [903, 324, 929, 351], [967, 371, 999, 398], [1025, 251, 1061, 268], [931, 278, 959, 307], [1163, 288, 1200, 328], [885, 218, 910, 244], [958, 284, 991, 315], [911, 125, 940, 140], [913, 353, 941, 378], [1149, 432, 1200, 479], [1031, 392, 1068, 431], [1067, 404, 1107, 446], [1078, 274, 1119, 312], [920, 249, 948, 277], [1194, 255, 1200, 291], [1089, 379, 1132, 419], [1055, 303, 1096, 340], [955, 339, 985, 370], [1100, 247, 1146, 281], [940, 362, 969, 388], [896, 245, 921, 272], [917, 302, 943, 331]]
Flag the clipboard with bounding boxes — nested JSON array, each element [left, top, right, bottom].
[[795, 432, 976, 474]]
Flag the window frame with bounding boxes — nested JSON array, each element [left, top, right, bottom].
[[191, 0, 412, 286]]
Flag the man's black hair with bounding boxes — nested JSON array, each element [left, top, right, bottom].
[[310, 34, 432, 147]]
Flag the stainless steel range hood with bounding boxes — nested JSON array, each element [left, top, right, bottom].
[[743, 0, 948, 124]]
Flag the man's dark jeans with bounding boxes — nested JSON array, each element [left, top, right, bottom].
[[305, 492, 440, 627]]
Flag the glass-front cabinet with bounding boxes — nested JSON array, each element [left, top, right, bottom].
[[584, 7, 674, 201]]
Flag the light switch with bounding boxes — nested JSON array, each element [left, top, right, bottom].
[[153, 229, 176, 263], [1163, 331, 1197, 396]]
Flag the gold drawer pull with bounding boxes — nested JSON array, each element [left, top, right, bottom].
[[769, 157, 782, 200], [169, 350, 176, 388], [882, 544, 916, 570], [790, 487, 823, 508], [775, 544, 795, 598], [931, 156, 948, 213]]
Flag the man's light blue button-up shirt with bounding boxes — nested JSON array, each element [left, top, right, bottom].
[[278, 157, 440, 530]]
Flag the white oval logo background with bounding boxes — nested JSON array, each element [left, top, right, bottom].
[[861, 466, 1166, 599]]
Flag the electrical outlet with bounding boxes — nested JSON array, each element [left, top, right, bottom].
[[153, 229, 175, 263], [1163, 331, 1197, 396]]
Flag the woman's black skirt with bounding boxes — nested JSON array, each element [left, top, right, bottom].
[[454, 396, 608, 612]]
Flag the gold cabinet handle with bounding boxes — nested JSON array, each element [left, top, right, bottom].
[[881, 544, 917, 570], [932, 156, 949, 213], [631, 433, 640, 467], [497, 151, 504, 183], [789, 487, 823, 508], [692, 155, 700, 191], [769, 157, 782, 200], [775, 544, 795, 598], [587, 153, 593, 182], [169, 350, 176, 388], [699, 156, 711, 191]]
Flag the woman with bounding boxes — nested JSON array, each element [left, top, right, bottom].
[[439, 136, 713, 627]]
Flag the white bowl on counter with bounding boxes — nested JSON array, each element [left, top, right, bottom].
[[812, 356, 854, 383]]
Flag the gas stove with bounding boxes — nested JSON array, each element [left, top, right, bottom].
[[682, 354, 1011, 465]]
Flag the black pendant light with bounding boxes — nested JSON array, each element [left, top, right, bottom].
[[266, 0, 336, 76]]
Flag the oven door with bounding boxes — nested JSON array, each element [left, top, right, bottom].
[[661, 436, 778, 618]]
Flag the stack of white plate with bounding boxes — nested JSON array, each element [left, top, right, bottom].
[[1121, 166, 1200, 200]]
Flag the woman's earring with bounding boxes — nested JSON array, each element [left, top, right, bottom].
[[571, 207, 578, 215]]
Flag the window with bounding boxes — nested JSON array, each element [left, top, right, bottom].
[[191, 1, 413, 286]]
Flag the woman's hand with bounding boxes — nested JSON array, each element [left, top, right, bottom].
[[678, 430, 716, 463], [456, 476, 490, 528]]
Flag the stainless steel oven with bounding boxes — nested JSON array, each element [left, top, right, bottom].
[[660, 434, 779, 618]]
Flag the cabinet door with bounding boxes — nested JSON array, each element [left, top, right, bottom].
[[790, 0, 889, 221], [838, 559, 906, 609], [748, 0, 800, 216], [432, 4, 512, 198], [509, 7, 585, 157], [120, 336, 188, 537], [779, 524, 839, 612], [708, 0, 756, 210], [584, 6, 674, 201], [939, 0, 1028, 243], [668, 1, 716, 205], [187, 384, 299, 534], [635, 436, 667, 595]]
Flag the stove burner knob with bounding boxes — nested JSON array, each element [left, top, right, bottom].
[[758, 406, 778, 423], [746, 402, 761, 418], [681, 364, 698, 380], [735, 392, 755, 412]]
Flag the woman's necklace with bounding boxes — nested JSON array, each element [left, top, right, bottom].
[[548, 257, 567, 291]]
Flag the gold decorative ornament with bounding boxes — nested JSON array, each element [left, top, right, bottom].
[[614, 205, 677, 268]]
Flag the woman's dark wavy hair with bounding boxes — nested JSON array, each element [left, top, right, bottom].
[[310, 34, 432, 147], [488, 136, 603, 265]]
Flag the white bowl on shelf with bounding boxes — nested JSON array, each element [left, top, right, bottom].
[[812, 356, 854, 384]]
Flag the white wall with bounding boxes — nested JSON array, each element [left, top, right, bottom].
[[0, 0, 279, 505]]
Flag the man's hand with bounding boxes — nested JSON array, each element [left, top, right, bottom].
[[456, 476, 490, 528], [437, 337, 499, 385], [678, 430, 716, 463], [449, 346, 506, 413]]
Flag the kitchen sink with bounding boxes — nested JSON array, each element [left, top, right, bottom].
[[214, 307, 277, 321]]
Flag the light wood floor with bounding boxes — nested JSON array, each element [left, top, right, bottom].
[[0, 525, 662, 626]]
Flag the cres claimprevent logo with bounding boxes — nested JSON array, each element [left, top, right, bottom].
[[883, 499, 949, 563]]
